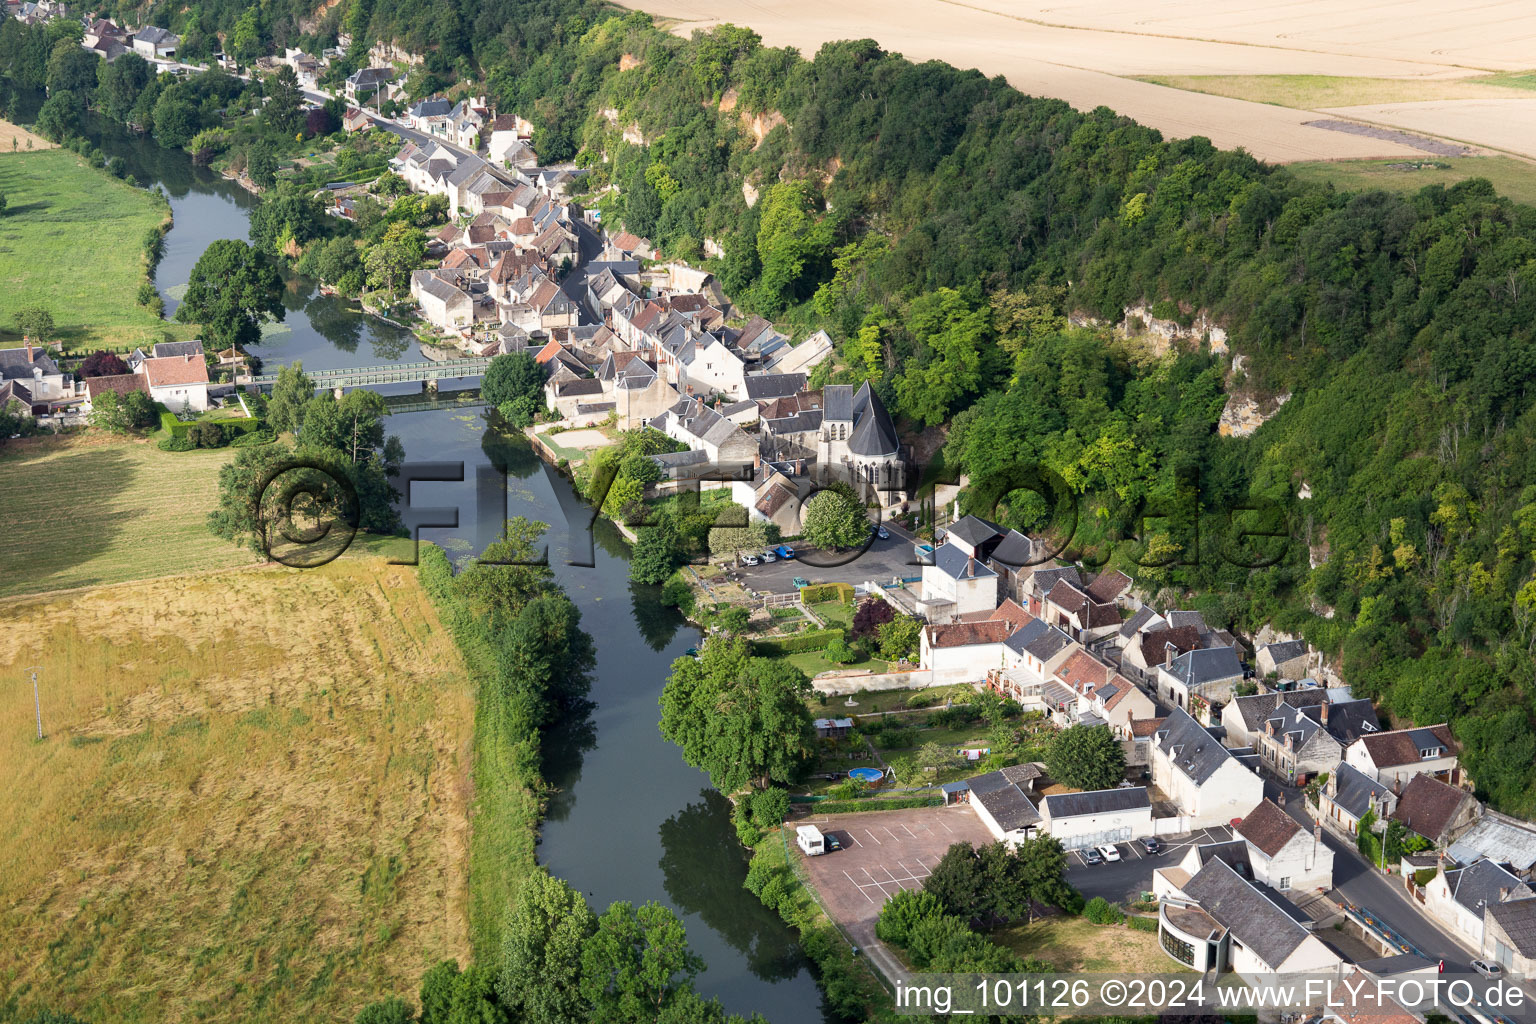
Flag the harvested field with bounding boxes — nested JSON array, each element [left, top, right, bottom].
[[0, 559, 474, 1024], [1319, 99, 1536, 160], [1139, 74, 1536, 109], [996, 915, 1179, 973], [622, 0, 1536, 162], [0, 434, 258, 599], [0, 117, 55, 152]]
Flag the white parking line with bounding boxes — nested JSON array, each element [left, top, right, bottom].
[[845, 832, 862, 848], [1127, 841, 1143, 859], [900, 823, 918, 839], [939, 820, 954, 833], [864, 829, 882, 846], [883, 826, 900, 843], [845, 870, 876, 904]]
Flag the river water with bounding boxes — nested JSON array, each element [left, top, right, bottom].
[[87, 121, 829, 1022]]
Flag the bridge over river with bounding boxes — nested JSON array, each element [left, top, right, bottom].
[[244, 356, 495, 395]]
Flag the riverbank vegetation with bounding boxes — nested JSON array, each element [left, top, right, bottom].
[[0, 434, 256, 597], [0, 558, 475, 1023]]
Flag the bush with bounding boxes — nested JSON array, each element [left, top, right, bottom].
[[659, 574, 694, 612], [230, 429, 276, 447], [749, 787, 791, 828], [1126, 914, 1158, 932], [157, 435, 194, 451], [751, 627, 845, 655], [824, 636, 857, 664], [876, 887, 946, 946], [800, 582, 855, 604], [813, 796, 940, 814], [1082, 896, 1124, 925]]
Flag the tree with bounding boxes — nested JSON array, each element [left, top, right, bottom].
[[267, 362, 315, 436], [876, 615, 922, 663], [659, 637, 814, 791], [96, 52, 150, 121], [13, 304, 55, 342], [719, 606, 751, 635], [875, 887, 946, 946], [79, 350, 128, 377], [481, 352, 546, 427], [365, 221, 426, 296], [35, 89, 81, 141], [499, 592, 597, 729], [823, 635, 856, 664], [262, 66, 303, 136], [176, 239, 285, 348], [1047, 724, 1126, 791], [246, 140, 278, 189], [497, 871, 596, 1024], [89, 390, 131, 433], [300, 389, 392, 464], [630, 513, 684, 584], [850, 598, 895, 639], [152, 87, 200, 149], [46, 38, 98, 97], [800, 482, 867, 550], [579, 901, 704, 1024], [229, 5, 263, 66]]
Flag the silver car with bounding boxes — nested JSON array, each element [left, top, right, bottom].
[[741, 553, 760, 566]]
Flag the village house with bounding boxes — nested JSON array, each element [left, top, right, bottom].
[[132, 25, 178, 58], [1037, 787, 1152, 849], [920, 619, 1012, 675], [1222, 688, 1331, 748], [766, 328, 833, 375], [1000, 618, 1077, 694], [1344, 724, 1462, 788], [0, 342, 73, 417], [1483, 896, 1536, 975], [1446, 812, 1536, 881], [1154, 645, 1244, 715], [738, 462, 806, 536], [1316, 762, 1396, 836], [1256, 639, 1312, 680], [1325, 971, 1426, 1024], [411, 269, 473, 330], [1121, 624, 1201, 685], [1254, 698, 1381, 785], [141, 353, 209, 412], [919, 542, 1000, 623], [1155, 855, 1342, 973], [1233, 798, 1334, 890], [1049, 648, 1158, 739], [595, 351, 679, 429], [1390, 773, 1480, 847], [1420, 858, 1533, 949], [544, 377, 605, 421], [1040, 576, 1121, 644], [648, 396, 757, 469], [80, 372, 149, 415], [342, 107, 372, 133], [939, 515, 1037, 603], [345, 66, 399, 106], [1149, 708, 1264, 828]]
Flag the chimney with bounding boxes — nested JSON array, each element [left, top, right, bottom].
[[1320, 700, 1330, 725], [967, 556, 976, 578], [1393, 776, 1402, 796], [1499, 887, 1511, 902], [24, 338, 32, 364], [1165, 643, 1175, 667]]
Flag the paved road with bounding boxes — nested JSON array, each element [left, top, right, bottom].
[[1269, 780, 1534, 1021]]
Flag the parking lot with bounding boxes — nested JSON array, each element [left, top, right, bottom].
[[731, 525, 924, 595], [794, 805, 995, 944], [1066, 825, 1239, 903]]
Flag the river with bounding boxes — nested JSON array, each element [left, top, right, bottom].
[[85, 120, 830, 1022]]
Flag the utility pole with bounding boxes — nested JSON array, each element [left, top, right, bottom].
[[26, 666, 41, 740]]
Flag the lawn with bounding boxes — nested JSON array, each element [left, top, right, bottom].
[[997, 915, 1183, 973], [0, 434, 257, 598], [0, 558, 475, 1023], [1285, 155, 1536, 208], [0, 148, 192, 350]]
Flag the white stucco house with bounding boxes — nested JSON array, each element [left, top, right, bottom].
[[1343, 724, 1462, 789], [1421, 859, 1533, 949], [141, 353, 208, 412], [1232, 798, 1334, 891], [1149, 708, 1264, 829], [1037, 787, 1152, 849], [920, 542, 1001, 623]]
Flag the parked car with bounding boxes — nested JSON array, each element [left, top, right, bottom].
[[877, 526, 890, 539], [741, 553, 761, 566], [761, 551, 777, 563], [825, 834, 843, 852], [1471, 959, 1502, 978], [1082, 848, 1104, 865], [792, 576, 810, 588], [1097, 844, 1122, 863], [1140, 837, 1163, 854], [774, 545, 795, 560]]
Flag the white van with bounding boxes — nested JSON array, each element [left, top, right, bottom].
[[796, 825, 826, 856]]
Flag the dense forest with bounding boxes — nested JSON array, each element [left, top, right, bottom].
[[3, 0, 1533, 818]]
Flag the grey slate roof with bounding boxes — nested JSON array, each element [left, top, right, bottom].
[[1182, 857, 1312, 970], [1031, 565, 1083, 596], [152, 340, 203, 359], [1042, 787, 1149, 819], [945, 515, 1004, 548], [1165, 610, 1210, 633], [1155, 707, 1241, 786], [1120, 605, 1166, 638], [1259, 639, 1308, 665], [0, 346, 59, 380], [1486, 898, 1536, 956], [1443, 859, 1532, 915], [1162, 646, 1243, 688], [1231, 690, 1329, 735], [410, 98, 452, 118], [967, 768, 1041, 831], [990, 530, 1034, 569], [847, 382, 899, 457], [1329, 763, 1392, 821], [932, 542, 998, 581], [1447, 816, 1536, 874], [743, 372, 806, 401], [1193, 840, 1254, 877]]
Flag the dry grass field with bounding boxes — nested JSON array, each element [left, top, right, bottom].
[[1286, 156, 1536, 208], [997, 916, 1181, 973], [0, 434, 258, 599], [0, 117, 56, 152], [624, 0, 1536, 164], [1139, 74, 1536, 109], [0, 558, 474, 1024]]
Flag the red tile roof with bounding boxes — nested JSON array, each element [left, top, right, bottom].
[[1357, 724, 1456, 768], [1236, 799, 1304, 858], [1390, 773, 1474, 842], [1054, 648, 1113, 695], [85, 372, 148, 398], [142, 354, 208, 387], [1129, 717, 1165, 737], [926, 620, 1010, 649]]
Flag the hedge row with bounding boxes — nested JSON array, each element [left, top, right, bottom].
[[810, 796, 942, 814], [161, 412, 262, 441], [1127, 914, 1159, 933], [751, 627, 845, 655], [800, 582, 855, 604]]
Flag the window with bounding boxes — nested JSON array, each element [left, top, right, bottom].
[[1160, 924, 1196, 966], [1278, 877, 1291, 891]]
